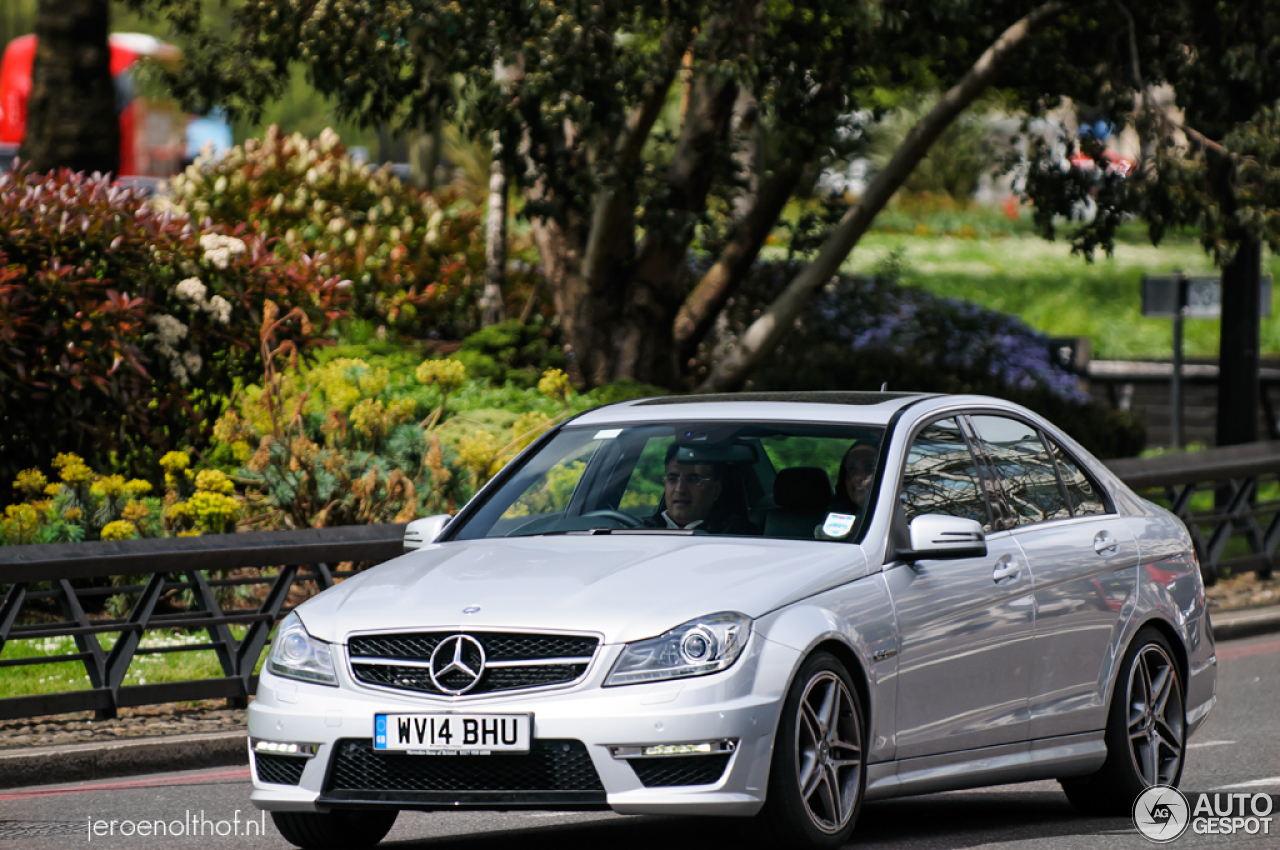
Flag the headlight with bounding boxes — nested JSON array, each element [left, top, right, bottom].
[[604, 612, 751, 686], [267, 612, 337, 686]]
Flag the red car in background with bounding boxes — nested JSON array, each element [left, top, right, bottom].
[[0, 32, 186, 177]]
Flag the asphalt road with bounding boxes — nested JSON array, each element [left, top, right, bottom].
[[1, 633, 1277, 850]]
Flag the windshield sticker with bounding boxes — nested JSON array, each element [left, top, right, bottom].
[[593, 429, 623, 440], [823, 513, 855, 538]]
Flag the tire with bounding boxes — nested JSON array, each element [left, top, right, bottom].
[[1060, 627, 1186, 815], [755, 651, 867, 849], [270, 809, 398, 850]]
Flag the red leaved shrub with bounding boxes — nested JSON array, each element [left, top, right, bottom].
[[0, 168, 346, 495]]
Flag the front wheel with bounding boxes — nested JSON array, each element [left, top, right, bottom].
[[755, 651, 866, 849], [1060, 627, 1186, 814], [270, 809, 398, 850]]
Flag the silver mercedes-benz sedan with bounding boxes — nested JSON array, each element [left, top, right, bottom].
[[247, 392, 1217, 849]]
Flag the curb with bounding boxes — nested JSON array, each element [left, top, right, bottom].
[[1211, 607, 1280, 642], [0, 730, 246, 790]]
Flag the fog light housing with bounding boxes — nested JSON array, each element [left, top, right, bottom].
[[251, 738, 319, 758], [609, 739, 737, 759]]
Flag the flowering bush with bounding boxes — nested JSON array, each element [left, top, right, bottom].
[[0, 167, 345, 498], [725, 259, 1146, 458], [0, 448, 245, 546], [162, 127, 541, 337]]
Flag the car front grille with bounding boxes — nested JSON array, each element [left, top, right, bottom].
[[323, 738, 606, 806], [254, 753, 307, 786], [629, 754, 733, 788], [347, 631, 598, 697]]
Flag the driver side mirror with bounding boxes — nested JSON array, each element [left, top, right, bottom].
[[894, 515, 987, 563], [404, 515, 451, 550]]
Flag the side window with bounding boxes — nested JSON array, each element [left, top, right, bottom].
[[969, 415, 1070, 526], [900, 418, 991, 530], [1045, 436, 1109, 516]]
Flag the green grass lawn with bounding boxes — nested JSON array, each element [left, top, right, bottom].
[[0, 626, 270, 700], [836, 225, 1280, 361]]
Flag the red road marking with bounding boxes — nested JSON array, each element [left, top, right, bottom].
[[0, 768, 250, 801], [1216, 639, 1280, 661]]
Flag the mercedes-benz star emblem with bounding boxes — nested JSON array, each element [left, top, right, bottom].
[[428, 635, 486, 695]]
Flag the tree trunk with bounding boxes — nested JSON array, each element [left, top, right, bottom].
[[698, 0, 1067, 393], [1217, 234, 1262, 446], [19, 0, 117, 175], [480, 131, 508, 327]]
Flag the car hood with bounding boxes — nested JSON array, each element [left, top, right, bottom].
[[296, 534, 869, 645]]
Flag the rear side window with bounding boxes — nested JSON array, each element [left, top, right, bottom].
[[1044, 437, 1109, 516], [969, 415, 1070, 526], [900, 418, 991, 530]]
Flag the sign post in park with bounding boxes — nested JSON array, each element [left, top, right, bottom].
[[1142, 273, 1272, 448]]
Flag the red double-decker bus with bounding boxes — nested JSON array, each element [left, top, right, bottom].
[[0, 32, 186, 176]]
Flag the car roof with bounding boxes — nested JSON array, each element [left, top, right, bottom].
[[570, 391, 938, 428]]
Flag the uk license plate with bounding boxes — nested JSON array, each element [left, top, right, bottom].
[[373, 713, 531, 754]]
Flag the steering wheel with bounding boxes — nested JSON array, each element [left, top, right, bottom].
[[581, 509, 644, 528]]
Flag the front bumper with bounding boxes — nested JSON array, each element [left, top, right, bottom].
[[247, 633, 800, 817]]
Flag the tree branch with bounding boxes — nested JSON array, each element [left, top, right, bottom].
[[673, 162, 804, 361], [698, 0, 1068, 393], [581, 22, 693, 293]]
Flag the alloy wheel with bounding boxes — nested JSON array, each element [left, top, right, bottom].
[[793, 670, 863, 834], [1125, 643, 1185, 786]]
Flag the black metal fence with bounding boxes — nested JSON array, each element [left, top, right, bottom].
[[1107, 441, 1280, 585], [1, 441, 1279, 722], [0, 525, 403, 721]]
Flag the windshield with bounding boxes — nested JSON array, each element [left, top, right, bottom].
[[451, 421, 885, 543]]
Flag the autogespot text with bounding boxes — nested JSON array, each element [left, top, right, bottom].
[[87, 810, 266, 841]]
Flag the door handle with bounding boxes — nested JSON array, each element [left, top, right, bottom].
[[1094, 531, 1118, 555], [992, 555, 1020, 583]]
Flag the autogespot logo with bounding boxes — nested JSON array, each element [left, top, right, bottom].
[[1134, 785, 1191, 843]]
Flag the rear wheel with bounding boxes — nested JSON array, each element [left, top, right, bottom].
[[270, 809, 398, 850], [1060, 627, 1186, 814], [756, 651, 866, 848]]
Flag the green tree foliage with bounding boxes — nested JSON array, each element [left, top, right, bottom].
[[1010, 0, 1280, 445], [123, 0, 1075, 392]]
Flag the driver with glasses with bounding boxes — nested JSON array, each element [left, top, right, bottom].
[[643, 444, 755, 534]]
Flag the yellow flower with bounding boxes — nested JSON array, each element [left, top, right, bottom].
[[537, 368, 573, 403], [186, 491, 240, 532], [91, 475, 128, 499], [387, 398, 417, 426], [415, 358, 466, 392], [43, 483, 62, 497], [194, 469, 235, 495], [13, 468, 48, 496], [231, 440, 253, 465], [357, 366, 390, 398], [101, 520, 139, 541], [177, 529, 202, 537], [349, 398, 387, 439], [63, 507, 83, 523], [160, 451, 190, 473], [52, 453, 93, 485], [124, 479, 153, 498]]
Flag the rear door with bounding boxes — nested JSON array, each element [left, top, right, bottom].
[[884, 416, 1036, 759], [967, 414, 1138, 740]]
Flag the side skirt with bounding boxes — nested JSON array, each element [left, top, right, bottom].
[[864, 732, 1106, 801]]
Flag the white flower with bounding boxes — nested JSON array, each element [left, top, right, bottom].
[[318, 127, 341, 151], [153, 314, 188, 348], [175, 277, 207, 305], [199, 233, 247, 269], [182, 350, 203, 377], [206, 295, 232, 325]]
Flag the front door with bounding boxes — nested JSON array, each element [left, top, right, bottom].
[[885, 416, 1035, 759]]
